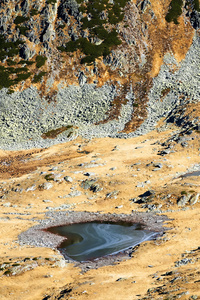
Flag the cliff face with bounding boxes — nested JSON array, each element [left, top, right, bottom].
[[0, 0, 199, 149]]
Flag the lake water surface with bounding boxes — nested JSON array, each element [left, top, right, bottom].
[[47, 222, 157, 262]]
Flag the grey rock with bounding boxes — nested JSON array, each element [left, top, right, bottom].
[[20, 44, 36, 60], [83, 172, 95, 177], [177, 194, 191, 206], [2, 202, 11, 207], [189, 193, 199, 205], [43, 200, 53, 203], [175, 258, 192, 267], [153, 163, 163, 168], [40, 182, 54, 190], [78, 72, 87, 86], [26, 185, 36, 192], [64, 176, 73, 183], [106, 190, 119, 198], [67, 190, 82, 197]]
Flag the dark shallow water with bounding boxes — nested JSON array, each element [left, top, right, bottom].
[[47, 222, 157, 262], [182, 170, 200, 178]]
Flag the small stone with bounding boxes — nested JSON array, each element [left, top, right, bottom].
[[136, 182, 144, 187], [53, 259, 66, 268], [44, 274, 53, 278], [115, 205, 123, 209], [84, 172, 95, 176], [177, 194, 191, 206], [64, 176, 73, 183], [2, 202, 11, 207], [26, 185, 36, 192], [67, 190, 82, 197], [39, 182, 53, 190], [189, 193, 199, 205], [49, 167, 58, 171], [153, 163, 162, 168]]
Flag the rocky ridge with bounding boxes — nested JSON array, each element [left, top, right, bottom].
[[0, 0, 199, 149]]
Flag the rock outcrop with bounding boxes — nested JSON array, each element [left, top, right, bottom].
[[0, 0, 199, 149]]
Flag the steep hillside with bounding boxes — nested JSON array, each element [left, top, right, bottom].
[[0, 0, 199, 149]]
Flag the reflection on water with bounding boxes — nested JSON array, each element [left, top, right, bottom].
[[182, 170, 200, 178], [47, 222, 157, 262]]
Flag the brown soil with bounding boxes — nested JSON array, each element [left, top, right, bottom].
[[0, 120, 200, 299]]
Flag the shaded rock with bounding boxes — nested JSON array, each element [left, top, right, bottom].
[[90, 183, 102, 193], [67, 190, 81, 197], [175, 258, 192, 267], [153, 163, 163, 168], [64, 176, 73, 183], [81, 179, 96, 190], [177, 194, 191, 206], [2, 202, 11, 207], [83, 172, 95, 177], [39, 182, 54, 190], [26, 184, 36, 192], [78, 72, 87, 86], [158, 149, 171, 156], [189, 193, 199, 205], [106, 190, 119, 198], [20, 44, 36, 60]]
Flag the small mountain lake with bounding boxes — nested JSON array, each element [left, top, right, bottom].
[[46, 221, 157, 262]]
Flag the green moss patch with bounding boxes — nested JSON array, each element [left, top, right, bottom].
[[44, 174, 55, 181], [30, 8, 39, 16], [47, 0, 57, 4], [58, 0, 128, 64], [36, 55, 47, 68], [14, 16, 29, 25], [165, 0, 183, 24], [32, 71, 47, 83]]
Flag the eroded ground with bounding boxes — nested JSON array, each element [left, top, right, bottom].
[[0, 119, 200, 300]]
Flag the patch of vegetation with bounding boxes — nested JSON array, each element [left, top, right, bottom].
[[14, 16, 29, 25], [44, 174, 55, 181], [165, 0, 183, 24], [47, 0, 57, 4], [7, 59, 17, 66], [36, 55, 47, 68], [0, 66, 14, 89], [0, 65, 31, 89], [7, 89, 15, 94], [0, 35, 24, 60], [41, 125, 73, 139], [58, 24, 65, 29], [18, 26, 29, 36], [161, 87, 171, 97], [4, 270, 11, 275], [32, 71, 47, 83], [30, 8, 39, 16], [186, 0, 200, 12], [19, 60, 35, 65], [181, 190, 187, 195], [14, 72, 31, 83], [58, 0, 128, 64], [193, 0, 200, 11]]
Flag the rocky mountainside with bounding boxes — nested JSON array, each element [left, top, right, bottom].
[[0, 0, 200, 149]]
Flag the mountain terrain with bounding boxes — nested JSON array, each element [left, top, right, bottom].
[[0, 0, 200, 299]]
